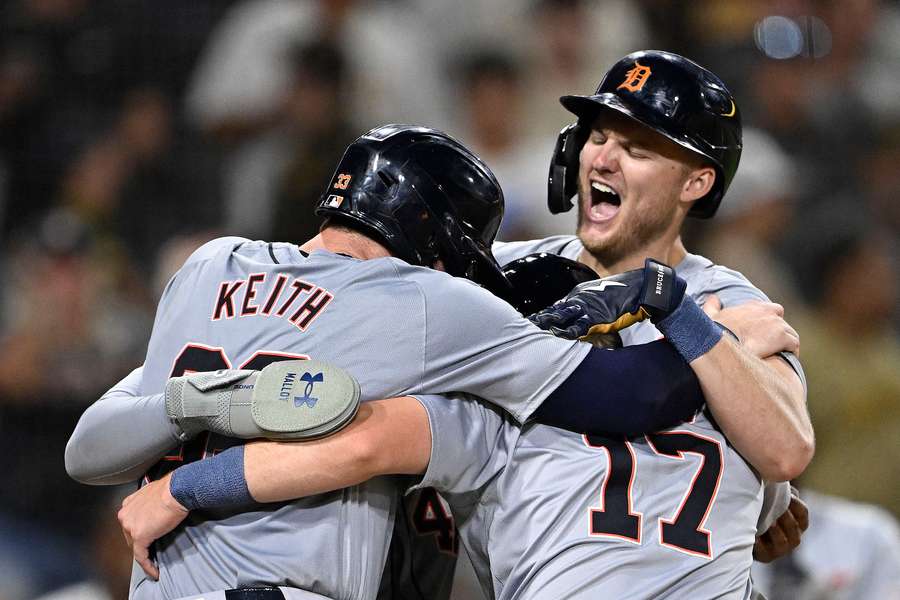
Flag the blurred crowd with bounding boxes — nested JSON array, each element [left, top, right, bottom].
[[0, 0, 897, 598]]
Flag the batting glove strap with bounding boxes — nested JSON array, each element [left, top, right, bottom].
[[165, 370, 256, 441], [638, 259, 685, 322], [656, 296, 723, 363], [169, 445, 252, 511]]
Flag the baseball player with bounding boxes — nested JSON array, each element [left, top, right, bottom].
[[109, 51, 812, 599], [363, 50, 812, 599], [373, 51, 814, 599], [482, 49, 812, 597], [67, 124, 752, 600]]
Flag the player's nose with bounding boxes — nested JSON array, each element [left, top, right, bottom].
[[589, 139, 621, 174]]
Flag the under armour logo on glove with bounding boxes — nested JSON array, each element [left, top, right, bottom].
[[294, 372, 324, 408]]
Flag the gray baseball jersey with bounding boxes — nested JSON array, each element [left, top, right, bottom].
[[128, 236, 590, 599], [395, 236, 805, 600], [416, 396, 783, 600]]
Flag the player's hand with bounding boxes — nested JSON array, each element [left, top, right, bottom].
[[753, 490, 809, 563], [702, 295, 800, 358], [118, 472, 189, 580], [528, 259, 686, 339]]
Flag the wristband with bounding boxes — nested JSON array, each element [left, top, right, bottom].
[[169, 445, 253, 510], [656, 297, 723, 363]]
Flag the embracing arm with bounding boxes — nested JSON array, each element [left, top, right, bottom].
[[693, 343, 811, 481], [118, 395, 431, 578], [65, 366, 183, 485], [245, 396, 430, 502], [533, 340, 704, 436], [532, 267, 813, 481], [698, 297, 814, 481]]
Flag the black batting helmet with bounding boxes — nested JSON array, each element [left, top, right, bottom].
[[316, 124, 511, 296], [502, 252, 622, 347], [501, 253, 599, 315], [548, 50, 742, 219]]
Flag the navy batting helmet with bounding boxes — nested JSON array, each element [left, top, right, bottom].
[[502, 253, 622, 347], [501, 253, 599, 315], [316, 124, 511, 296], [548, 50, 742, 219]]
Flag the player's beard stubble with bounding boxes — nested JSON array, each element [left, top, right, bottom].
[[575, 182, 678, 268]]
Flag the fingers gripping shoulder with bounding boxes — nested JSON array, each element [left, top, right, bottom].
[[165, 360, 360, 441]]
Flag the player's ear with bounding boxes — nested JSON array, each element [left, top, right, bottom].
[[679, 165, 716, 205]]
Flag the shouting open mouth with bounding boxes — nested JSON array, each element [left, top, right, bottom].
[[587, 181, 621, 223]]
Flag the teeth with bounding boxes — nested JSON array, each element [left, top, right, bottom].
[[591, 182, 617, 196]]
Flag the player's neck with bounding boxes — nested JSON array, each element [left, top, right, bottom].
[[300, 227, 393, 260], [579, 237, 688, 277]]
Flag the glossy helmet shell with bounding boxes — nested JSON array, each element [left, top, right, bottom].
[[316, 124, 511, 296], [501, 252, 599, 315]]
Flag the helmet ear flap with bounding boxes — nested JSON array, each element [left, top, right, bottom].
[[548, 123, 588, 214]]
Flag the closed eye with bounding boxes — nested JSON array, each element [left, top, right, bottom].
[[626, 145, 649, 159]]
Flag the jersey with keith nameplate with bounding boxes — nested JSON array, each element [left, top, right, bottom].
[[390, 236, 805, 599], [131, 237, 589, 600]]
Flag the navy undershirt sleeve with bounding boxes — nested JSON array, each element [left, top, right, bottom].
[[533, 341, 704, 436]]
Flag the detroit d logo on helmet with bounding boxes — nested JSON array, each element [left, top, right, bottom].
[[617, 62, 652, 93]]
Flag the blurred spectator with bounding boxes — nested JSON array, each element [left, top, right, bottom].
[[524, 0, 649, 141], [752, 489, 900, 599], [0, 512, 83, 599], [195, 36, 356, 240], [186, 0, 448, 240], [634, 0, 706, 55], [858, 126, 900, 236], [195, 0, 447, 129], [742, 1, 900, 212], [787, 207, 900, 516], [820, 0, 900, 124], [0, 208, 152, 403], [34, 488, 133, 600], [115, 0, 239, 100], [270, 39, 357, 243], [696, 127, 802, 311], [57, 86, 214, 270], [454, 48, 574, 241], [0, 0, 134, 235]]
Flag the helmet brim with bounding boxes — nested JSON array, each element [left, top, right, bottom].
[[560, 93, 722, 168]]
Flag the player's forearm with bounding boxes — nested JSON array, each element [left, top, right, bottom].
[[66, 368, 183, 485], [691, 338, 814, 481], [175, 397, 432, 506]]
